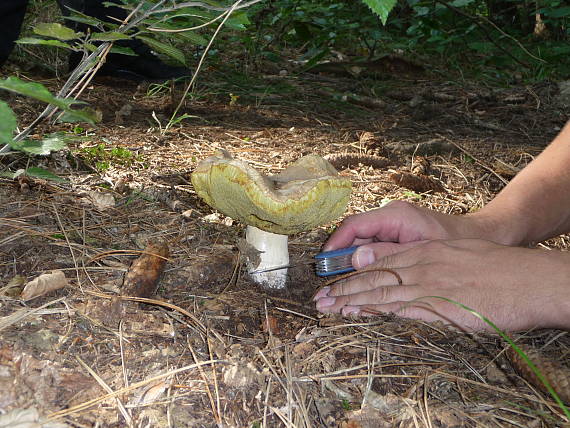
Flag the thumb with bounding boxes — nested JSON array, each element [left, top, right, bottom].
[[353, 241, 427, 269]]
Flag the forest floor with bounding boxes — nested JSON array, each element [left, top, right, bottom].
[[1, 60, 570, 427]]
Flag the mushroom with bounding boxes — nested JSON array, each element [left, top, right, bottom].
[[191, 150, 351, 289]]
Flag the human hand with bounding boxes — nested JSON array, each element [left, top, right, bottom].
[[314, 239, 570, 331], [324, 201, 512, 269]]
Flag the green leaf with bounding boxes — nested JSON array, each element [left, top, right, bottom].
[[33, 23, 79, 41], [62, 14, 103, 27], [0, 77, 98, 124], [543, 6, 570, 18], [136, 35, 187, 65], [0, 167, 65, 182], [8, 134, 68, 155], [360, 0, 397, 25], [24, 167, 67, 182], [224, 11, 251, 30], [450, 0, 475, 7], [0, 101, 17, 144], [146, 22, 208, 46], [90, 31, 132, 42], [109, 46, 137, 56], [16, 37, 72, 49], [176, 31, 208, 46], [58, 107, 102, 124]]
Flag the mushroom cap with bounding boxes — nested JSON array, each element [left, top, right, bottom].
[[191, 151, 351, 235]]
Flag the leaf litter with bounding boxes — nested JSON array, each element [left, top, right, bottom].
[[0, 70, 569, 427]]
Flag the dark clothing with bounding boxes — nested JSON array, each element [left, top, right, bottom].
[[0, 0, 129, 66], [0, 1, 29, 65], [0, 1, 189, 80]]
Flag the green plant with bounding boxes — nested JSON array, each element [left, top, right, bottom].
[[0, 76, 98, 180], [77, 143, 143, 172], [246, 0, 397, 69], [422, 297, 570, 419]]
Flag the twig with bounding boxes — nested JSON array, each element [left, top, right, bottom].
[[47, 359, 224, 420], [434, 0, 530, 69], [166, 0, 245, 131], [76, 356, 134, 426], [439, 136, 509, 185]]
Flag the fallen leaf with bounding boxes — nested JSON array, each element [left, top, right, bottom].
[[261, 315, 280, 335], [0, 407, 69, 428], [222, 362, 262, 388], [2, 275, 26, 297], [132, 380, 170, 406], [84, 190, 115, 210], [21, 270, 68, 301]]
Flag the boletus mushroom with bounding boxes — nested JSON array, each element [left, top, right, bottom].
[[191, 150, 351, 289]]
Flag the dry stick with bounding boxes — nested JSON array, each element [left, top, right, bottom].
[[76, 356, 134, 426], [433, 369, 569, 420], [52, 202, 82, 289], [47, 359, 223, 421], [167, 0, 245, 130], [207, 335, 222, 424], [480, 14, 545, 63], [188, 343, 220, 423], [85, 289, 208, 335], [0, 298, 66, 333], [439, 135, 510, 185]]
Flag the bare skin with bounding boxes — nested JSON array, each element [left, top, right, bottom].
[[315, 121, 570, 331]]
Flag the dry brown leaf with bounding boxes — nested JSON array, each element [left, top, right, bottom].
[[84, 191, 116, 211], [131, 380, 170, 406], [222, 363, 262, 388], [0, 407, 69, 428], [20, 270, 68, 301]]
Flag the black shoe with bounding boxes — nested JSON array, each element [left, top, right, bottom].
[[69, 39, 190, 81]]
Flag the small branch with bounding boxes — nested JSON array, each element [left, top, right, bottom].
[[149, 0, 262, 14], [166, 0, 245, 130], [434, 0, 531, 69]]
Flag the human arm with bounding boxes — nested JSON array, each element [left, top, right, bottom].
[[324, 121, 570, 265], [469, 120, 570, 245]]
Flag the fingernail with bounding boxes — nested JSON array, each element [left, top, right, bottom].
[[342, 306, 361, 316], [354, 246, 375, 268], [313, 286, 330, 301], [315, 296, 336, 309]]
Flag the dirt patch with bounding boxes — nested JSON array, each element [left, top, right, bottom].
[[1, 69, 569, 426]]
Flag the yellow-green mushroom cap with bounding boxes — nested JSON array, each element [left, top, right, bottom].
[[191, 151, 352, 235]]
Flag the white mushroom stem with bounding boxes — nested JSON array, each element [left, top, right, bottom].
[[246, 225, 289, 289]]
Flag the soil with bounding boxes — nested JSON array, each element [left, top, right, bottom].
[[1, 63, 569, 427]]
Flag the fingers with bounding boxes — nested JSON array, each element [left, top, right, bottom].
[[323, 203, 412, 251], [316, 284, 421, 313], [322, 210, 379, 251], [352, 241, 426, 268], [324, 200, 439, 252], [340, 301, 489, 331]]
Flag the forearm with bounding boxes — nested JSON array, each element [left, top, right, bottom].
[[470, 121, 570, 245]]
